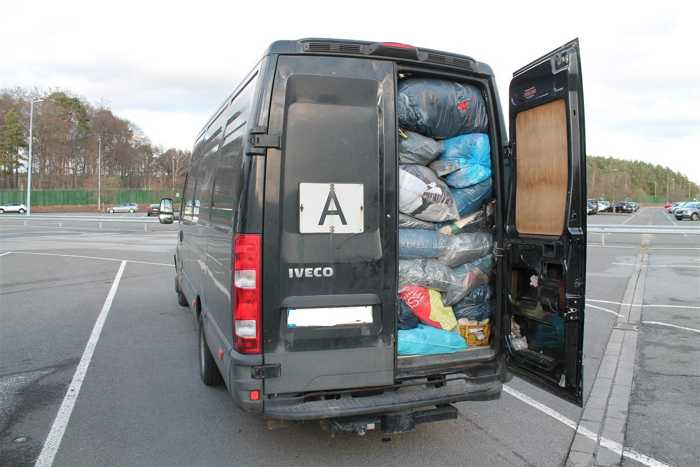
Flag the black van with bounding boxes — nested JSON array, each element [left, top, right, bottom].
[[161, 38, 586, 434]]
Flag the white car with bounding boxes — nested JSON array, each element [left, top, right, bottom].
[[0, 203, 27, 214], [108, 203, 139, 214]]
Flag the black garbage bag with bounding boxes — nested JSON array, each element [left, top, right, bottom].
[[399, 129, 443, 165], [398, 78, 488, 139], [398, 298, 419, 330], [453, 299, 495, 321]]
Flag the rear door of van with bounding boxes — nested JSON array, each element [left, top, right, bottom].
[[261, 55, 397, 394], [503, 40, 587, 405]]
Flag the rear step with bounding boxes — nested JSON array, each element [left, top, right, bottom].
[[325, 404, 458, 435]]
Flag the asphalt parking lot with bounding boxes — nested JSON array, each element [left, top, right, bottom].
[[1, 208, 698, 467]]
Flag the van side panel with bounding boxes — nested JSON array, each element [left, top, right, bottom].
[[262, 56, 397, 395]]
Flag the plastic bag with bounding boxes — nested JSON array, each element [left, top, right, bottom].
[[439, 200, 495, 236], [398, 299, 419, 330], [399, 229, 445, 258], [399, 259, 466, 305], [429, 134, 491, 188], [398, 324, 468, 356], [399, 285, 457, 330], [458, 284, 494, 306], [452, 254, 494, 292], [398, 78, 488, 139], [399, 165, 459, 222], [399, 129, 443, 165], [439, 231, 493, 267], [398, 213, 437, 230], [454, 299, 495, 321], [451, 178, 492, 216]]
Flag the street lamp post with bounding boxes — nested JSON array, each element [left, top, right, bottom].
[[26, 98, 44, 215], [97, 136, 102, 212]]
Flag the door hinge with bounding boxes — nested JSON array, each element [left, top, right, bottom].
[[251, 364, 281, 379], [504, 143, 513, 160], [564, 296, 583, 322], [246, 127, 281, 155]]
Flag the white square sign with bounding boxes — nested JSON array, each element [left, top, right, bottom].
[[299, 183, 364, 234]]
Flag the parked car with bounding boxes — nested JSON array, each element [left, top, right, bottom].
[[0, 203, 27, 214], [596, 200, 611, 212], [671, 202, 688, 215], [613, 202, 631, 213], [146, 204, 160, 216], [629, 201, 639, 212], [166, 38, 588, 433], [107, 203, 138, 214], [663, 202, 673, 212], [674, 202, 700, 221], [587, 201, 597, 215], [587, 199, 598, 214]]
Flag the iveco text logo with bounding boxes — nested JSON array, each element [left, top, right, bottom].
[[288, 267, 334, 279]]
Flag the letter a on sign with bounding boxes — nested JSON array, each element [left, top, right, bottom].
[[299, 183, 364, 234], [318, 185, 347, 226]]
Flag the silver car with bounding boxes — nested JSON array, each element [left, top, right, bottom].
[[0, 203, 27, 214], [107, 203, 139, 214]]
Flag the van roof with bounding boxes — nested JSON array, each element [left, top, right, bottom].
[[264, 38, 494, 76]]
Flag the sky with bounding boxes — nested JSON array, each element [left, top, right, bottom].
[[2, 0, 699, 183]]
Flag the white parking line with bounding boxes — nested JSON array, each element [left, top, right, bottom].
[[0, 251, 11, 257], [613, 262, 700, 269], [502, 385, 671, 467], [34, 260, 126, 467], [10, 251, 171, 267], [642, 320, 700, 334], [587, 298, 700, 311], [587, 303, 623, 318]]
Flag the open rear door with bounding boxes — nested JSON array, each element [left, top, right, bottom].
[[503, 39, 586, 405]]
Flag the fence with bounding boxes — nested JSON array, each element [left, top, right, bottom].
[[0, 189, 174, 206]]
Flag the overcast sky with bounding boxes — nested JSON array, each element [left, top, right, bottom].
[[2, 0, 698, 183]]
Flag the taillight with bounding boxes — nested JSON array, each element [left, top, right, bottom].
[[233, 233, 262, 354], [379, 41, 416, 49]]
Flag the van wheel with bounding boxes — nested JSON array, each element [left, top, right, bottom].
[[199, 316, 223, 386], [175, 276, 188, 306], [692, 213, 699, 221]]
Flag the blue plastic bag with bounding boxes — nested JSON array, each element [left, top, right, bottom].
[[453, 299, 495, 321], [451, 178, 492, 216], [398, 79, 488, 139], [398, 324, 468, 356], [429, 134, 491, 188], [399, 229, 446, 258]]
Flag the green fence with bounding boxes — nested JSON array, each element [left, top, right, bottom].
[[0, 189, 173, 206]]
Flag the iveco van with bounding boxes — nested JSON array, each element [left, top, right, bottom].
[[162, 38, 587, 433]]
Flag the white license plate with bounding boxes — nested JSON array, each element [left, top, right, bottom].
[[287, 306, 373, 328], [299, 183, 364, 234]]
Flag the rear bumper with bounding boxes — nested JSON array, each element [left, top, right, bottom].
[[263, 362, 505, 421]]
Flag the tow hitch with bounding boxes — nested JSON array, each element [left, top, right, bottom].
[[323, 404, 458, 436]]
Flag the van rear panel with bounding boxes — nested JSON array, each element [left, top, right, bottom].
[[262, 56, 398, 394]]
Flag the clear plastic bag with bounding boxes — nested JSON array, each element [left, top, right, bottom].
[[451, 178, 492, 217], [399, 164, 459, 222], [398, 78, 488, 139], [439, 231, 493, 267], [398, 324, 468, 356], [399, 258, 466, 305], [399, 129, 443, 165], [439, 200, 495, 236], [398, 213, 437, 230], [429, 133, 491, 188], [452, 254, 494, 292]]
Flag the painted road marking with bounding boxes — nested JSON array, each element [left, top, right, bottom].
[[642, 320, 700, 334], [34, 260, 126, 467], [0, 251, 11, 257], [10, 251, 171, 267], [588, 298, 700, 311], [587, 303, 624, 318], [613, 262, 700, 269], [503, 385, 671, 467]]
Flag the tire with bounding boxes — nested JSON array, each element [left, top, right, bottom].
[[691, 213, 699, 221], [109, 209, 114, 214], [18, 208, 25, 214], [175, 277, 188, 307], [129, 209, 135, 214], [0, 209, 4, 214], [198, 315, 223, 386]]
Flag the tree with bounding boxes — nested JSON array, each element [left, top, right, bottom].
[[0, 109, 28, 188]]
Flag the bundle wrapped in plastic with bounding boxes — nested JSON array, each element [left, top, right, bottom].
[[439, 231, 492, 267], [458, 284, 494, 306], [438, 200, 495, 236], [452, 254, 494, 292], [398, 78, 488, 139], [398, 213, 437, 230], [429, 134, 491, 188], [399, 129, 443, 165], [398, 298, 419, 330], [398, 285, 457, 331], [399, 165, 459, 222], [398, 324, 468, 356], [399, 229, 446, 259], [451, 178, 492, 216], [399, 259, 466, 305], [454, 299, 495, 321]]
